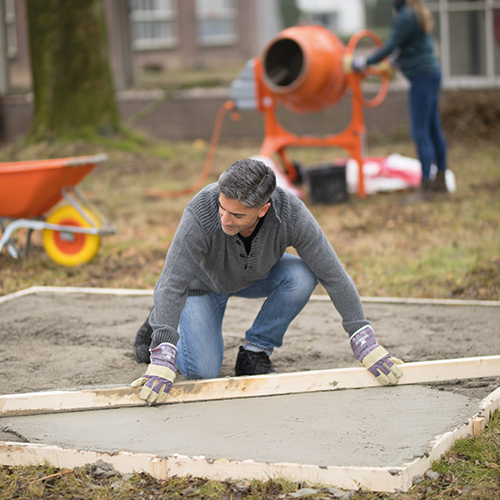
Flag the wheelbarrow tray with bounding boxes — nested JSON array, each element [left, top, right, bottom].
[[0, 154, 107, 219]]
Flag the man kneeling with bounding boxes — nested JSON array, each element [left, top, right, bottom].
[[131, 158, 402, 404]]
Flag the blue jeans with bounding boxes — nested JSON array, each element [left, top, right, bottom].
[[409, 70, 447, 181], [176, 253, 318, 380]]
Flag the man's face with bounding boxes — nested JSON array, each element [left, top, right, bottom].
[[218, 193, 270, 237]]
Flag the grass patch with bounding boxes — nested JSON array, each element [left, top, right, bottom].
[[0, 138, 499, 299], [133, 65, 242, 91]]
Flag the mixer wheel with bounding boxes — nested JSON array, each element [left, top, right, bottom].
[[346, 29, 390, 108], [42, 205, 100, 266]]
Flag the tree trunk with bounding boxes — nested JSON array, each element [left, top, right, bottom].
[[26, 0, 120, 140]]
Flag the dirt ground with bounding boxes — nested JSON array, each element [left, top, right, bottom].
[[0, 289, 499, 401]]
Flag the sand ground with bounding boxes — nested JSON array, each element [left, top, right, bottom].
[[0, 290, 499, 397]]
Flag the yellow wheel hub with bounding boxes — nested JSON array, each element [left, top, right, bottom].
[[42, 205, 101, 266]]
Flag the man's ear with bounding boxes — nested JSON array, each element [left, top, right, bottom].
[[258, 202, 271, 218]]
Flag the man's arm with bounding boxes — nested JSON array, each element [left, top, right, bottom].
[[291, 202, 403, 385], [149, 207, 210, 348], [131, 206, 210, 404], [291, 204, 367, 334]]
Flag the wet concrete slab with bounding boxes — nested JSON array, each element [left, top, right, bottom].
[[0, 385, 481, 468]]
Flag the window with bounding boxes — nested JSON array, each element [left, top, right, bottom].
[[302, 12, 339, 33], [427, 0, 500, 86], [449, 9, 486, 76], [196, 0, 237, 46], [495, 8, 500, 75], [130, 0, 177, 50], [4, 0, 16, 58]]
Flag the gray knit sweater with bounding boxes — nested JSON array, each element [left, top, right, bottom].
[[150, 183, 369, 347]]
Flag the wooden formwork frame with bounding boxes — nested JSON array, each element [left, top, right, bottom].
[[1, 286, 500, 492], [2, 285, 500, 307]]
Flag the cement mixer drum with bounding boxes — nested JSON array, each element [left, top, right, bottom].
[[262, 24, 348, 114]]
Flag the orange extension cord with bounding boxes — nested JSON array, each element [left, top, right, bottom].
[[144, 100, 238, 199]]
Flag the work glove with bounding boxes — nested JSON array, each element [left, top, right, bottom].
[[351, 56, 367, 73], [375, 59, 396, 79], [131, 342, 177, 404], [350, 325, 403, 385]]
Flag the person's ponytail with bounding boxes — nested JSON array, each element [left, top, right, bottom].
[[406, 0, 435, 33]]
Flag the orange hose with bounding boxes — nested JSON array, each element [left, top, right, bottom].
[[144, 100, 236, 199]]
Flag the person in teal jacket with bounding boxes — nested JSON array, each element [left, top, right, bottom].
[[352, 0, 448, 201]]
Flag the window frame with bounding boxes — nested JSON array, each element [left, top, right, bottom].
[[195, 0, 237, 47], [428, 0, 500, 88], [129, 0, 178, 51], [4, 0, 17, 58]]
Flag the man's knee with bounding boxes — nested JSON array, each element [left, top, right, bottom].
[[285, 257, 318, 293], [177, 353, 222, 380]]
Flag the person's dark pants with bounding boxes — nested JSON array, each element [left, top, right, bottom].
[[409, 69, 447, 181]]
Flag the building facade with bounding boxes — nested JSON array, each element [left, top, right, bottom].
[[1, 0, 499, 94], [0, 0, 281, 92]]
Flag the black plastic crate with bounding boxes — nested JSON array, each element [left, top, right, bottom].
[[306, 164, 348, 204]]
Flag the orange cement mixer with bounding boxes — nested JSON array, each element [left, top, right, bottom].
[[230, 24, 391, 197]]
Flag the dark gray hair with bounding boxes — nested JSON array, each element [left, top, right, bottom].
[[218, 159, 276, 208]]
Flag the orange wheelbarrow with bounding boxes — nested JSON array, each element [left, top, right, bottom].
[[0, 154, 115, 266]]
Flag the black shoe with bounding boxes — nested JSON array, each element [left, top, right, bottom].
[[431, 170, 449, 193], [402, 180, 434, 204], [235, 346, 276, 376], [133, 317, 153, 364]]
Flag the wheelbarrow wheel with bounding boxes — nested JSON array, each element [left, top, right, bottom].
[[42, 205, 101, 266]]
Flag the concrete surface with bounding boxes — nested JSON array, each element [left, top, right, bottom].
[[0, 385, 481, 468], [1, 288, 499, 475]]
